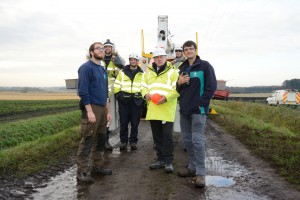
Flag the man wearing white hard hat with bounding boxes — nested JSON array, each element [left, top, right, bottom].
[[141, 47, 179, 173], [114, 53, 144, 151]]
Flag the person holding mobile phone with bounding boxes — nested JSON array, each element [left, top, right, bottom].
[[176, 40, 217, 188], [181, 71, 190, 85]]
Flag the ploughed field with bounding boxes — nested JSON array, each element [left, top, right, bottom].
[[0, 91, 79, 123]]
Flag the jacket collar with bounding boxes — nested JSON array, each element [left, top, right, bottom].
[[179, 55, 201, 71], [124, 65, 143, 73], [149, 61, 172, 74]]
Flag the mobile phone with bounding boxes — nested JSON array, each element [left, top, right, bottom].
[[182, 72, 190, 85]]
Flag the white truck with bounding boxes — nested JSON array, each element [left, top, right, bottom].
[[266, 89, 300, 106]]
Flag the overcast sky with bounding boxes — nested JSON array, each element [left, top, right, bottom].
[[0, 0, 299, 87]]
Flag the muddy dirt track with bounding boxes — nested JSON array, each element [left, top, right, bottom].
[[1, 119, 300, 200]]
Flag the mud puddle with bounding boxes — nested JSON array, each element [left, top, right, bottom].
[[30, 145, 268, 199]]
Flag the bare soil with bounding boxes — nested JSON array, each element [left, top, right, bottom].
[[1, 119, 300, 200]]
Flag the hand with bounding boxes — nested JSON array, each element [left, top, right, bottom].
[[178, 73, 190, 85], [145, 93, 152, 101], [157, 95, 167, 105], [87, 111, 96, 123], [106, 112, 112, 123]]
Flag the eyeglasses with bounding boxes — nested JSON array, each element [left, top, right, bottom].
[[175, 50, 182, 52], [94, 47, 105, 51], [184, 47, 195, 52]]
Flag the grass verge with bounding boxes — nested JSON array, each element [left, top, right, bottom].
[[210, 100, 300, 189], [0, 126, 80, 178], [0, 110, 80, 150]]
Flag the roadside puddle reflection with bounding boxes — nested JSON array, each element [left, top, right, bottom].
[[206, 175, 235, 187]]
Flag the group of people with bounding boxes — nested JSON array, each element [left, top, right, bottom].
[[76, 39, 217, 188]]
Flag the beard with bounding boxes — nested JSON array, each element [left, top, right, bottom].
[[93, 53, 104, 60]]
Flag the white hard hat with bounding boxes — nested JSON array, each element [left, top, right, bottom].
[[174, 44, 183, 51], [103, 39, 114, 47], [152, 47, 167, 57], [129, 52, 139, 60]]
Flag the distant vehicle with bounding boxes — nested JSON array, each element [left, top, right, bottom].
[[213, 80, 230, 101], [266, 89, 300, 106]]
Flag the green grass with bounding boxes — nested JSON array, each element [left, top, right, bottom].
[[210, 100, 300, 187], [0, 126, 80, 177], [0, 110, 80, 150], [0, 100, 78, 116]]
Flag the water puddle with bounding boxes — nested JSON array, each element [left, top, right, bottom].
[[206, 175, 235, 187], [31, 166, 77, 200]]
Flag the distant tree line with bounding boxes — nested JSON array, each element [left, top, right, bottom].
[[282, 79, 300, 91], [0, 87, 68, 92], [226, 78, 300, 93]]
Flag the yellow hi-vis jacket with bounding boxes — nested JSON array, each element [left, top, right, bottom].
[[141, 61, 179, 122], [105, 60, 119, 78], [104, 54, 125, 78], [114, 66, 144, 106], [114, 67, 143, 94]]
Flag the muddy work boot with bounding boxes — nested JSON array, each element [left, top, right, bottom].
[[164, 164, 174, 173], [149, 161, 164, 170], [92, 166, 112, 175], [177, 168, 196, 177], [130, 143, 137, 150], [193, 176, 206, 188], [105, 140, 113, 151], [77, 172, 94, 184], [120, 143, 127, 151], [105, 129, 113, 151]]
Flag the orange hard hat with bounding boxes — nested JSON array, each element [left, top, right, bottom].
[[151, 93, 161, 104]]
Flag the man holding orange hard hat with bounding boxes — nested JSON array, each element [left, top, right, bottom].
[[141, 47, 179, 173]]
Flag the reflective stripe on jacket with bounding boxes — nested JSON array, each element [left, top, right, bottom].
[[104, 54, 125, 78], [114, 67, 143, 94], [141, 61, 179, 122], [105, 60, 120, 78]]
